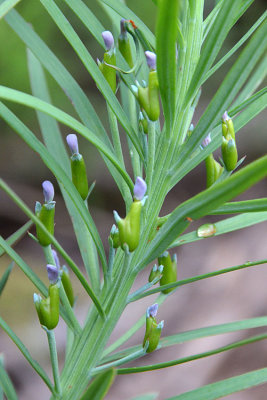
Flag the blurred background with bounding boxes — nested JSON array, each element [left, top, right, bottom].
[[0, 0, 266, 399]]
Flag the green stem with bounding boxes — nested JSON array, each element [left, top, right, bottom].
[[46, 329, 62, 398], [92, 347, 146, 375], [146, 121, 156, 194]]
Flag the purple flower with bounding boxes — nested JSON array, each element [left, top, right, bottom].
[[147, 303, 158, 318], [134, 177, 147, 201], [222, 111, 230, 122], [42, 181, 54, 203], [52, 249, 60, 270], [66, 134, 79, 155], [201, 133, 211, 148], [145, 51, 156, 70], [120, 18, 127, 36], [47, 264, 59, 284], [102, 31, 114, 51]]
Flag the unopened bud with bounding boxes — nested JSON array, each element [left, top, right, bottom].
[[66, 134, 79, 155], [134, 177, 147, 201], [42, 181, 54, 204], [102, 31, 114, 51], [145, 51, 156, 70]]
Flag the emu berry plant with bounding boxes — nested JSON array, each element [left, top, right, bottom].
[[0, 0, 267, 399]]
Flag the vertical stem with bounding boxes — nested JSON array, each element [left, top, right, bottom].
[[107, 105, 132, 208], [146, 121, 156, 194], [127, 93, 142, 179], [46, 329, 62, 398]]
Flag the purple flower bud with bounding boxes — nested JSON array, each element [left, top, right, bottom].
[[42, 181, 54, 203], [134, 177, 147, 201], [145, 51, 156, 70], [47, 264, 59, 284], [102, 31, 114, 51], [120, 18, 127, 36], [66, 134, 79, 155], [147, 303, 158, 318], [222, 111, 230, 122], [201, 133, 211, 148], [52, 249, 60, 270], [33, 293, 42, 304]]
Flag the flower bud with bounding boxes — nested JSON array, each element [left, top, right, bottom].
[[36, 182, 55, 246], [114, 200, 143, 252], [109, 224, 120, 248], [118, 19, 134, 68], [66, 134, 79, 155], [99, 31, 116, 92], [133, 177, 147, 201], [158, 251, 177, 294], [205, 153, 223, 188], [222, 111, 235, 140], [102, 31, 114, 51], [222, 137, 238, 171], [145, 51, 156, 70], [201, 133, 211, 148], [143, 303, 164, 353], [148, 264, 163, 283], [47, 264, 59, 285], [33, 283, 59, 330], [66, 136, 89, 200], [42, 180, 54, 204], [61, 266, 74, 307], [52, 249, 60, 270], [139, 111, 148, 134], [135, 69, 160, 121]]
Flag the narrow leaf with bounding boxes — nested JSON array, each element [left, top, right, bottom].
[[0, 357, 18, 400], [0, 221, 32, 257], [0, 0, 20, 19], [0, 262, 14, 296], [156, 0, 179, 129], [210, 198, 267, 214], [168, 367, 267, 399], [80, 369, 116, 400]]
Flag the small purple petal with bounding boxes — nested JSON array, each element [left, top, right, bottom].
[[134, 177, 147, 200], [102, 31, 114, 51], [147, 303, 158, 318], [201, 133, 211, 148], [145, 51, 156, 70], [120, 18, 127, 36], [66, 134, 79, 155], [222, 111, 230, 122], [52, 249, 60, 270], [47, 264, 59, 284], [42, 181, 54, 203]]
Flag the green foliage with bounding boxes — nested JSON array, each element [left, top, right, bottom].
[[0, 0, 266, 399]]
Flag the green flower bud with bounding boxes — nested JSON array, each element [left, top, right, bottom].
[[118, 19, 134, 68], [143, 304, 164, 353], [36, 181, 55, 246], [205, 153, 223, 188], [70, 154, 89, 200], [61, 266, 74, 307], [148, 264, 164, 283], [109, 224, 121, 249], [158, 251, 177, 294], [139, 112, 148, 134], [222, 111, 235, 140], [98, 32, 116, 93], [114, 200, 142, 252], [33, 283, 59, 330], [222, 136, 238, 171]]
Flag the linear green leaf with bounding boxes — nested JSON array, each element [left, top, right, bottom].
[[184, 0, 243, 107], [0, 221, 32, 257], [203, 11, 267, 84], [102, 313, 267, 364], [0, 0, 20, 19], [0, 88, 133, 191], [156, 0, 178, 129], [0, 262, 13, 296], [0, 316, 54, 393], [210, 199, 267, 214], [172, 211, 267, 247], [80, 369, 116, 400], [180, 17, 267, 162], [2, 5, 108, 142], [117, 334, 267, 374], [137, 156, 267, 270], [39, 0, 143, 160], [167, 367, 267, 399], [0, 357, 18, 400], [129, 259, 266, 302], [27, 49, 100, 290]]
